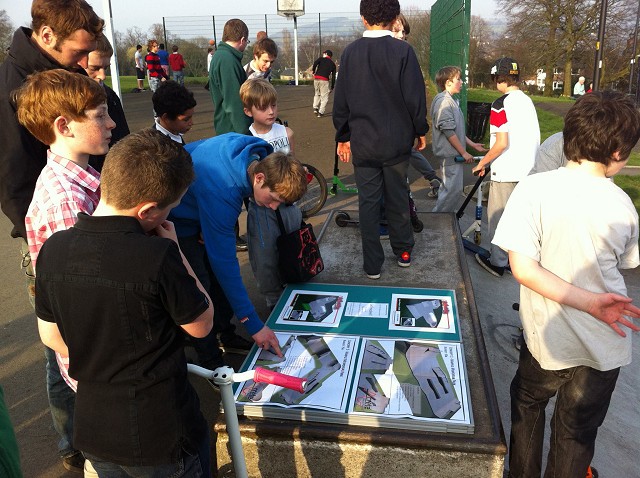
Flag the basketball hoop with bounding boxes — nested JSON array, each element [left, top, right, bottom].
[[277, 0, 305, 18]]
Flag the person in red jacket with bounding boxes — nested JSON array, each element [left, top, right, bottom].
[[168, 44, 187, 86]]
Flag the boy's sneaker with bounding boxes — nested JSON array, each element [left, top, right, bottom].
[[62, 451, 84, 473], [220, 334, 253, 355], [379, 225, 389, 240], [366, 272, 381, 280], [397, 251, 411, 267], [316, 112, 323, 118], [313, 108, 319, 114], [475, 253, 504, 277], [427, 178, 441, 198]]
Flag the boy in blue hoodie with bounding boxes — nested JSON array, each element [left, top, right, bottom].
[[170, 133, 307, 359]]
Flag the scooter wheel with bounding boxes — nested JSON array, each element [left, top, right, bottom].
[[335, 211, 351, 227], [411, 218, 424, 232]]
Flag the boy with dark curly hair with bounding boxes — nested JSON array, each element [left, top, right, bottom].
[[333, 0, 427, 279]]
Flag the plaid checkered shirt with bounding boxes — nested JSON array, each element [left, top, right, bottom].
[[25, 150, 100, 270]]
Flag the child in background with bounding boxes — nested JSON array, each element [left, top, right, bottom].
[[35, 130, 213, 475], [240, 78, 303, 309], [493, 91, 640, 478], [472, 57, 539, 277], [168, 45, 187, 86], [85, 34, 130, 153], [244, 37, 278, 81], [392, 13, 442, 199], [151, 80, 197, 143], [145, 39, 168, 92], [431, 66, 486, 212]]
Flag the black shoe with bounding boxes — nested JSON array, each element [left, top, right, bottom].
[[475, 253, 504, 277], [316, 112, 323, 118], [236, 236, 248, 252], [220, 335, 253, 355], [62, 451, 84, 474], [313, 108, 319, 114]]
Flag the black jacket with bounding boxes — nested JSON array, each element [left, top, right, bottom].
[[312, 56, 336, 89], [0, 27, 62, 239]]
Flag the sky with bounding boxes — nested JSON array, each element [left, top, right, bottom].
[[2, 0, 498, 34]]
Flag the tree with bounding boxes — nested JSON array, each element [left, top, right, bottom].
[[0, 10, 14, 64]]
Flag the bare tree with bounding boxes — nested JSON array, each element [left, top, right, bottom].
[[0, 10, 15, 64]]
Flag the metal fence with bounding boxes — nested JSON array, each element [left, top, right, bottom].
[[161, 11, 430, 78]]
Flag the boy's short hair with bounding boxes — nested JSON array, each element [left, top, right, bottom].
[[159, 43, 165, 49], [563, 91, 640, 166], [31, 0, 104, 43], [253, 151, 307, 203], [101, 130, 194, 209], [152, 81, 197, 119], [94, 34, 113, 57], [136, 44, 142, 50], [172, 45, 179, 52], [16, 69, 106, 146], [147, 39, 157, 50], [222, 19, 249, 43], [435, 66, 461, 91], [360, 0, 400, 27], [491, 57, 519, 86], [240, 79, 277, 111], [253, 38, 278, 59]]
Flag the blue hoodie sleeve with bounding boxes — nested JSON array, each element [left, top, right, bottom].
[[185, 134, 273, 337]]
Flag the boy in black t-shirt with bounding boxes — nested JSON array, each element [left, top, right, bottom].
[[35, 130, 214, 474]]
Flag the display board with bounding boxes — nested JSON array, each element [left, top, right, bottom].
[[235, 283, 474, 433]]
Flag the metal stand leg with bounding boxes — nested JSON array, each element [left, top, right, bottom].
[[214, 367, 249, 478]]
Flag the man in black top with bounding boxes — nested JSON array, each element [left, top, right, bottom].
[[333, 0, 428, 280], [0, 0, 104, 471], [312, 49, 336, 117]]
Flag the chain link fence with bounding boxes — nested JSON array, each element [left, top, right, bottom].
[[154, 11, 429, 79]]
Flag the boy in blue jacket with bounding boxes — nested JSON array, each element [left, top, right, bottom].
[[170, 133, 307, 358]]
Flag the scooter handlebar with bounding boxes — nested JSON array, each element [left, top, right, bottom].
[[253, 367, 307, 393]]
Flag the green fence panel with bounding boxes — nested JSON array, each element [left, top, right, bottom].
[[429, 0, 470, 116]]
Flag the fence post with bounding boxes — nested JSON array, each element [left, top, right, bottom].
[[318, 13, 322, 55], [265, 14, 269, 37], [212, 16, 217, 44], [162, 17, 167, 49]]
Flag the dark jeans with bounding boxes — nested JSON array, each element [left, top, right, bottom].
[[508, 343, 619, 478], [85, 436, 210, 477], [21, 239, 76, 456], [353, 160, 414, 275], [178, 234, 235, 367]]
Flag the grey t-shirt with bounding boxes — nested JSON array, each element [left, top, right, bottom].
[[529, 131, 566, 175]]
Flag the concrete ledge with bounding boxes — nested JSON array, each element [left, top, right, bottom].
[[215, 211, 506, 477]]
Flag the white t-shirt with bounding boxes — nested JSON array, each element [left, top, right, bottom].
[[493, 167, 639, 371], [489, 89, 540, 182], [249, 123, 290, 153], [135, 50, 144, 69]]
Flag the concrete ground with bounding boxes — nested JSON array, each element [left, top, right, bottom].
[[1, 85, 638, 477]]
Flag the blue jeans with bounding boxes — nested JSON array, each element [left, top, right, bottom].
[[173, 71, 184, 86], [508, 343, 619, 478], [21, 240, 76, 456], [85, 437, 210, 477]]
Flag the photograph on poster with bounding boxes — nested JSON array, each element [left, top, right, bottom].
[[389, 294, 456, 334], [276, 290, 348, 327], [350, 338, 471, 426], [235, 332, 359, 413]]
